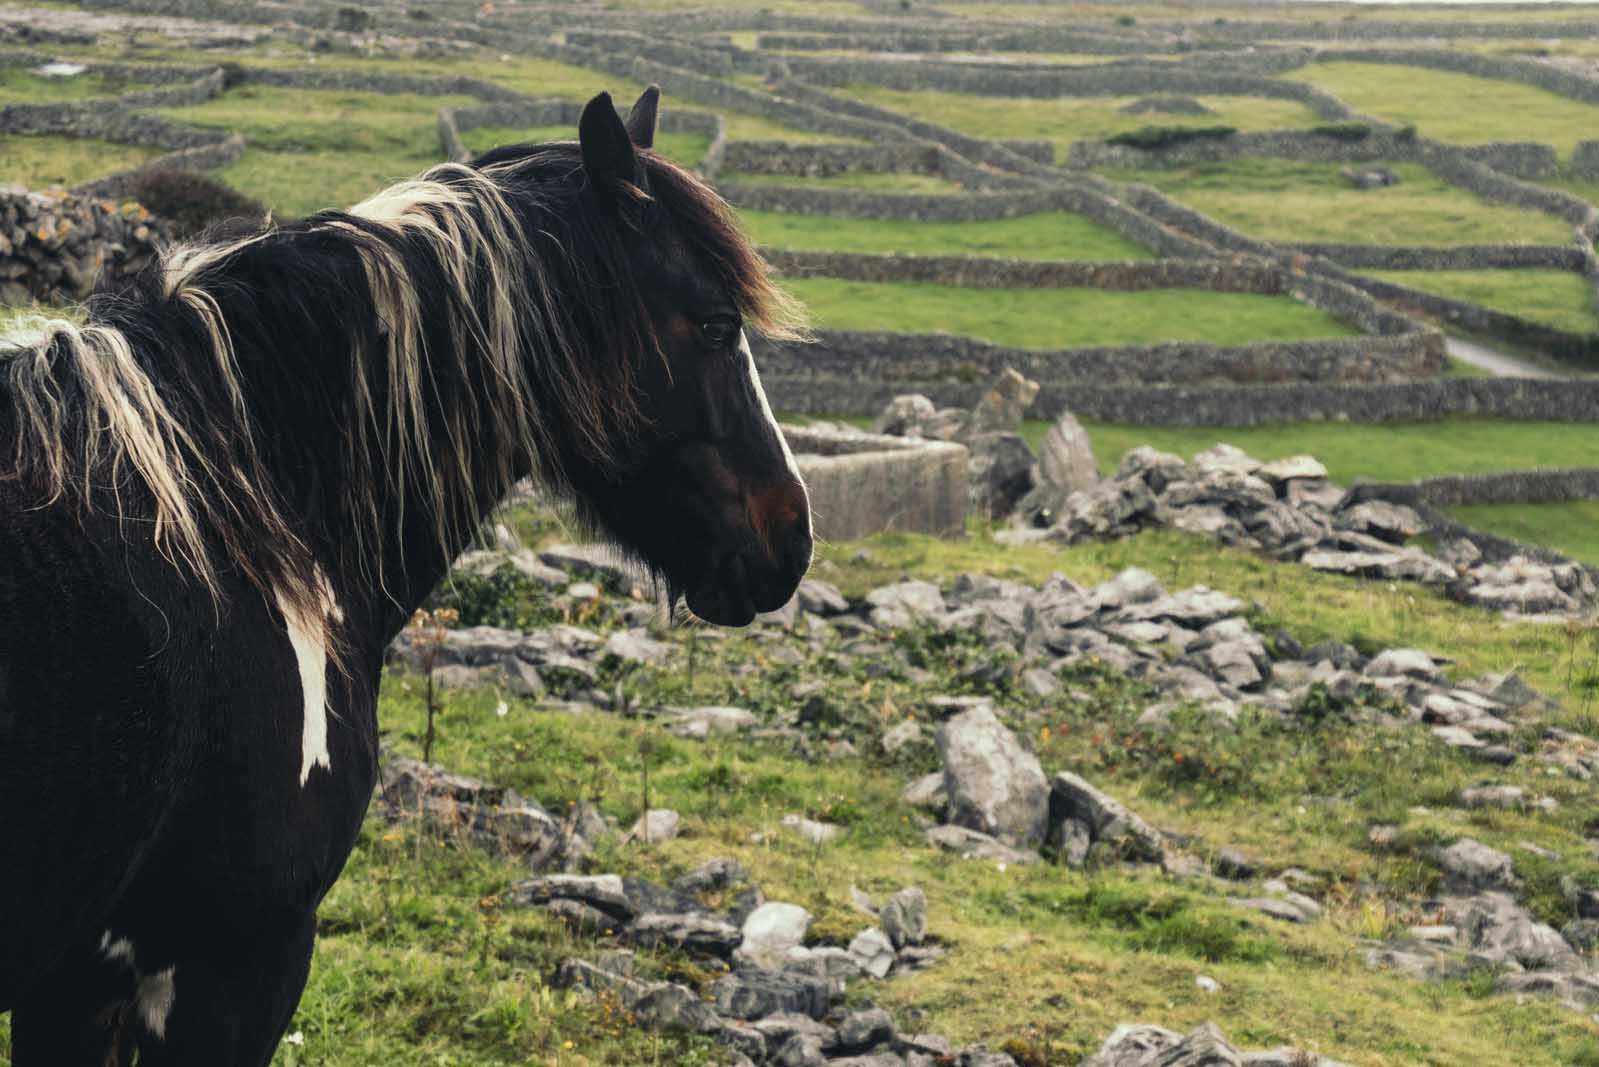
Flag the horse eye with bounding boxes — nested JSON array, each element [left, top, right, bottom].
[[700, 318, 738, 346]]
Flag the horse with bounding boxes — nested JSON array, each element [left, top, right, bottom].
[[0, 86, 812, 1063]]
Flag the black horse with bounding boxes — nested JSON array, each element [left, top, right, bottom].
[[0, 87, 811, 1063]]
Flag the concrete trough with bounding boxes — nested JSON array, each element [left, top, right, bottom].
[[784, 425, 968, 542]]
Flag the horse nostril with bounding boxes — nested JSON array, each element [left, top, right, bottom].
[[785, 522, 813, 573]]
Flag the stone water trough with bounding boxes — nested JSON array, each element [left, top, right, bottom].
[[782, 425, 967, 542]]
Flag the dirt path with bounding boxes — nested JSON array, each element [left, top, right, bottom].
[[1446, 336, 1565, 379]]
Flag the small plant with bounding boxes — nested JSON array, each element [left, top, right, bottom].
[[1107, 126, 1238, 151], [1310, 122, 1372, 141], [409, 606, 458, 764], [127, 170, 267, 237]]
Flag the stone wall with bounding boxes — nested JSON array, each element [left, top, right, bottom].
[[0, 183, 170, 303], [758, 374, 1599, 424], [718, 181, 1215, 258], [778, 57, 1355, 120], [754, 327, 1441, 389], [1068, 129, 1559, 180], [718, 140, 1051, 180], [1285, 243, 1588, 272], [1573, 141, 1599, 181], [1410, 468, 1599, 508], [785, 425, 968, 540], [766, 249, 1281, 289], [438, 98, 723, 165]]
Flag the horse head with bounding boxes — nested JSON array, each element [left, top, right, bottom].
[[475, 88, 812, 626]]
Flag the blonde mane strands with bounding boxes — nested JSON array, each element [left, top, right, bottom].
[[334, 163, 559, 598]]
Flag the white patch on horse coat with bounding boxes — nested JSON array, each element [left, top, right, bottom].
[[738, 330, 801, 483], [100, 930, 136, 966], [278, 568, 341, 786], [137, 967, 177, 1038]]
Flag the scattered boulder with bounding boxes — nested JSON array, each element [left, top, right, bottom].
[[937, 706, 1050, 848], [1048, 772, 1164, 867]]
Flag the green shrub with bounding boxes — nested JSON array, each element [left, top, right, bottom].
[[1311, 122, 1373, 141], [127, 169, 267, 236], [1106, 125, 1237, 150]]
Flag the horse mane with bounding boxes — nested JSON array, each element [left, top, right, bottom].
[[0, 150, 802, 646]]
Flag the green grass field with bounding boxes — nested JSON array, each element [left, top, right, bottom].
[[0, 134, 156, 189], [1068, 418, 1598, 485], [785, 278, 1355, 348], [834, 86, 1324, 154], [1283, 61, 1599, 157], [1367, 270, 1599, 336], [156, 86, 473, 215], [1447, 500, 1599, 565], [0, 66, 139, 103], [743, 209, 1155, 261], [1103, 159, 1575, 246]]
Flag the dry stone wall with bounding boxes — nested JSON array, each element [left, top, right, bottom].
[[0, 184, 170, 303], [779, 56, 1356, 120], [756, 330, 1441, 389], [760, 375, 1599, 425]]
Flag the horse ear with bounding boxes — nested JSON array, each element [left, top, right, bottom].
[[579, 91, 638, 189], [625, 86, 660, 150]]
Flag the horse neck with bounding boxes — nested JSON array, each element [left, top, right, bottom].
[[166, 212, 540, 645]]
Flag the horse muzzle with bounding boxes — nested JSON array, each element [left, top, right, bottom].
[[685, 478, 812, 626]]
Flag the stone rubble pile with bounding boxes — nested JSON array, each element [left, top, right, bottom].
[[509, 862, 978, 1067], [378, 753, 600, 871], [867, 389, 1596, 620], [0, 183, 170, 304], [866, 370, 1058, 517], [1030, 442, 1597, 619], [1366, 834, 1599, 1007]]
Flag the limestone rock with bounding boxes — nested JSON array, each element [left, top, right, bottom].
[[937, 706, 1050, 848]]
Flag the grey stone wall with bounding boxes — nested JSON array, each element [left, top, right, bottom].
[[0, 183, 171, 303], [753, 29, 1169, 56], [1068, 129, 1559, 180], [565, 30, 734, 78], [1410, 468, 1599, 508], [718, 140, 1051, 181], [0, 99, 233, 151], [777, 57, 1355, 121], [786, 426, 968, 540], [717, 181, 1215, 259], [754, 328, 1442, 389], [766, 249, 1281, 289], [1573, 141, 1599, 181], [1285, 243, 1588, 272], [759, 375, 1599, 425], [438, 98, 723, 166]]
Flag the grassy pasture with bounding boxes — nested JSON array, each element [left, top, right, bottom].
[[1282, 61, 1599, 157], [1366, 270, 1599, 336], [783, 277, 1356, 348], [0, 66, 141, 103], [0, 134, 157, 190], [832, 87, 1325, 154], [1103, 159, 1575, 245], [1447, 501, 1599, 566], [154, 86, 474, 215], [1068, 418, 1599, 485], [742, 209, 1156, 261]]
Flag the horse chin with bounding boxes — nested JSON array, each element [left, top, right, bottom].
[[683, 552, 760, 627]]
